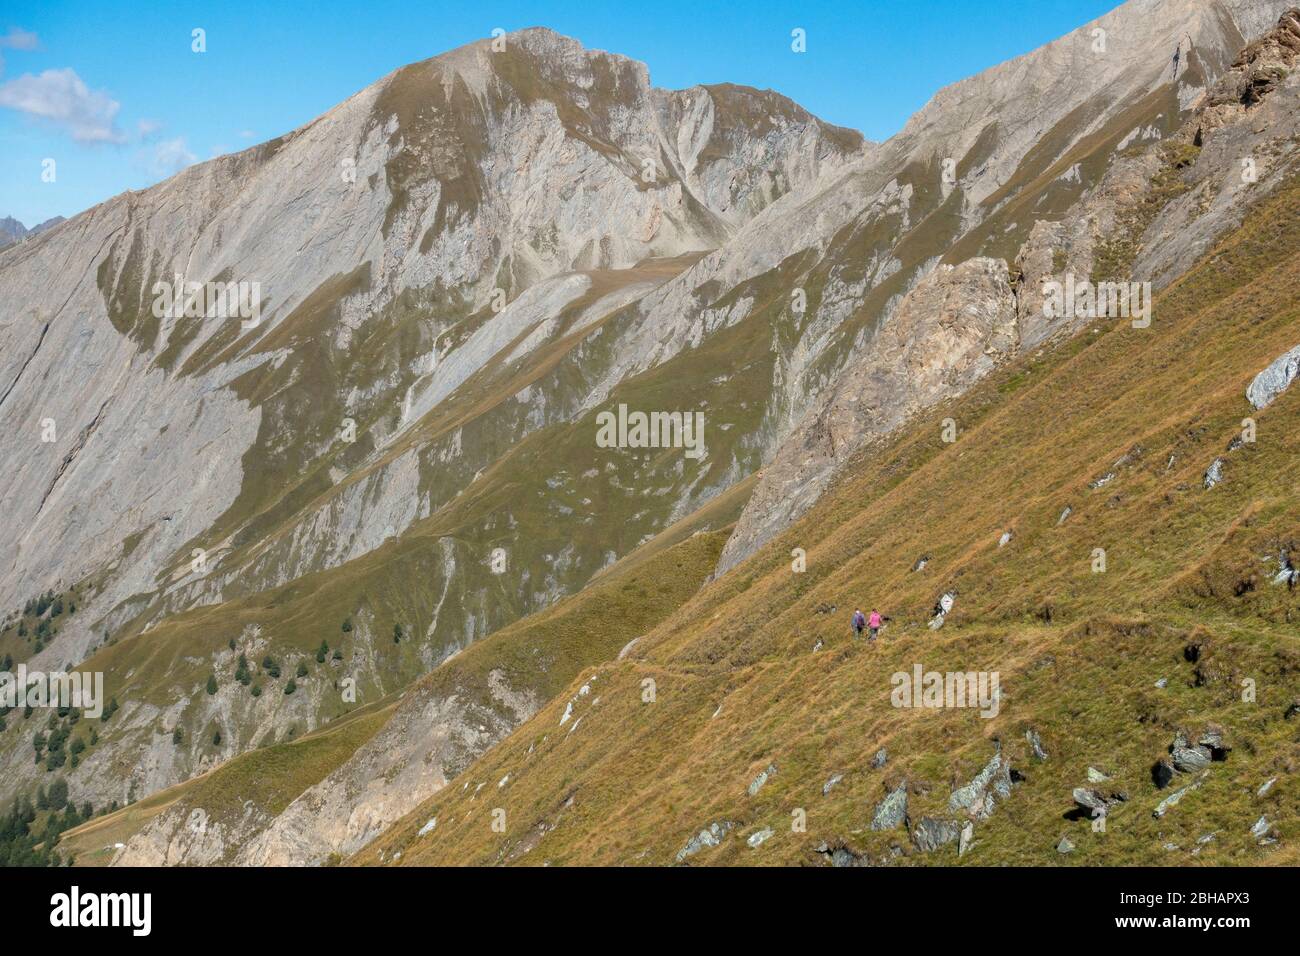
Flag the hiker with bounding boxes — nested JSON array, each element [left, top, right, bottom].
[[851, 608, 866, 639], [868, 608, 883, 641]]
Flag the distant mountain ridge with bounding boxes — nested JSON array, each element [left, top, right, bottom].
[[0, 215, 64, 249]]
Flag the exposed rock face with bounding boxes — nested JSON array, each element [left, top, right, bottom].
[[718, 258, 1017, 570], [1201, 7, 1300, 118], [238, 671, 536, 866], [113, 666, 539, 866], [717, 1, 1300, 574]]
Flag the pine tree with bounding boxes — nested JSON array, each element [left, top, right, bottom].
[[316, 640, 328, 663], [284, 679, 297, 696], [205, 673, 218, 695], [48, 778, 68, 810]]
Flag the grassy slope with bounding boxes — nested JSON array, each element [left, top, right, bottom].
[[355, 171, 1300, 868], [56, 516, 738, 864]]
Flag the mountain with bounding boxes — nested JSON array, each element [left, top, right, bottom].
[[0, 27, 862, 815], [0, 216, 64, 250], [3, 0, 1298, 867], [0, 218, 25, 247]]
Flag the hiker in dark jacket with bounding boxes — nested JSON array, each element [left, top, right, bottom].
[[852, 608, 866, 639]]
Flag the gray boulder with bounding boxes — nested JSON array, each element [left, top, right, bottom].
[[747, 763, 777, 797], [870, 782, 909, 831], [1203, 458, 1225, 489], [1072, 788, 1111, 816], [1250, 815, 1277, 844], [1246, 343, 1300, 409], [1026, 729, 1049, 762], [1153, 775, 1205, 818], [675, 821, 734, 862], [1172, 744, 1213, 773], [959, 821, 975, 856], [950, 750, 1014, 819], [912, 817, 962, 852]]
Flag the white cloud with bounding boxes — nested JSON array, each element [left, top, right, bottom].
[[237, 129, 255, 139], [149, 137, 197, 176], [0, 27, 39, 51], [137, 118, 162, 139], [0, 26, 40, 75], [0, 67, 125, 143]]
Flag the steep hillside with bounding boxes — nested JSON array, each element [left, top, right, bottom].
[[56, 510, 738, 864], [357, 164, 1300, 866]]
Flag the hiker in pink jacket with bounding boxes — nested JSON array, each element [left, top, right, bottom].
[[868, 609, 883, 641]]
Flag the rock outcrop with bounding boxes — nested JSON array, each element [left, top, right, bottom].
[[717, 258, 1017, 570]]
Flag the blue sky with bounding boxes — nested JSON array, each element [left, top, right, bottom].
[[0, 0, 1123, 226]]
